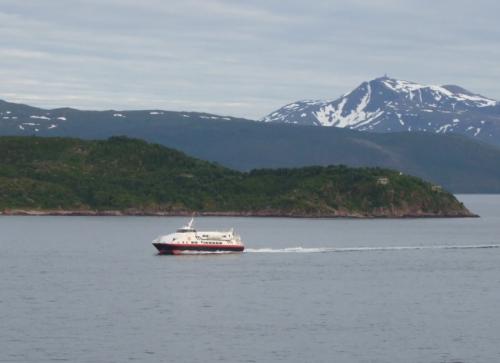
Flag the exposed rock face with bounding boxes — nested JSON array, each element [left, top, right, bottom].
[[262, 76, 500, 147]]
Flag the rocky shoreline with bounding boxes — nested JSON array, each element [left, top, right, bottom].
[[0, 208, 478, 218]]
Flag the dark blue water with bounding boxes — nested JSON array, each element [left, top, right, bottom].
[[1, 195, 499, 363]]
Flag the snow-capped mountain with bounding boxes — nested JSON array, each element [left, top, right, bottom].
[[262, 77, 500, 145]]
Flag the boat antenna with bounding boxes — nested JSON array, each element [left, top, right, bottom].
[[187, 217, 194, 229]]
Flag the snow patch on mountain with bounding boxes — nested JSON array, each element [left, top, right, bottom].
[[261, 76, 499, 143], [381, 78, 495, 107], [30, 115, 51, 120]]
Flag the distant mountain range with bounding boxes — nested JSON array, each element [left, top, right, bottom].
[[262, 76, 500, 147], [0, 99, 252, 134], [1, 97, 500, 193]]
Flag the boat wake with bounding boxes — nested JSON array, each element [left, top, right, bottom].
[[244, 244, 500, 254]]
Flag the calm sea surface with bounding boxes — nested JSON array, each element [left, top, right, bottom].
[[1, 195, 500, 363]]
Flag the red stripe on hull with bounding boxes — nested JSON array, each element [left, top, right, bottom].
[[153, 243, 244, 255], [165, 243, 244, 249]]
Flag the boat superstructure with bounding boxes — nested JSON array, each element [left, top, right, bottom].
[[152, 218, 245, 254]]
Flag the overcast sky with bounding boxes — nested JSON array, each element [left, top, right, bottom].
[[0, 0, 499, 119]]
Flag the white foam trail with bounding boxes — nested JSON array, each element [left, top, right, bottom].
[[245, 247, 336, 253], [244, 244, 500, 254]]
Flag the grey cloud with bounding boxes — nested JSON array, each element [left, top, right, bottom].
[[0, 0, 499, 119]]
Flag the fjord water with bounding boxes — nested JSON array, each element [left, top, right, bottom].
[[1, 195, 499, 363]]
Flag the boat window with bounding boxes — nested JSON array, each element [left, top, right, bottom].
[[177, 228, 195, 233]]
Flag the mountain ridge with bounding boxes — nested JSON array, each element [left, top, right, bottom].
[[262, 76, 500, 146], [0, 98, 253, 134], [1, 97, 500, 193]]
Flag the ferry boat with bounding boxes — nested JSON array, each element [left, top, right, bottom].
[[152, 218, 245, 255]]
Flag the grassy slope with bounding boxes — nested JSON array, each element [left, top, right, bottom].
[[0, 136, 472, 217]]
